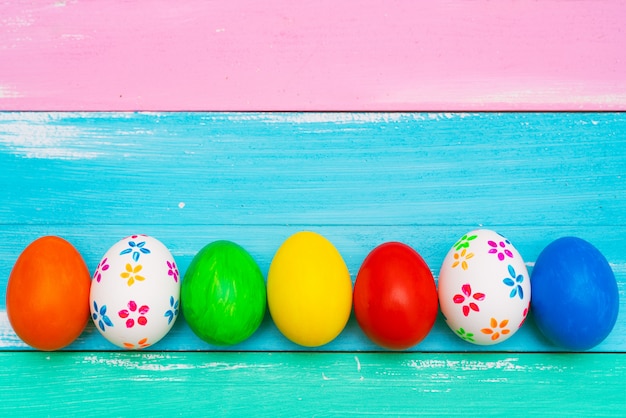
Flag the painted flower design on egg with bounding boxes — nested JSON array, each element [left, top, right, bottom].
[[453, 234, 478, 251], [120, 239, 151, 262], [93, 258, 110, 283], [92, 301, 113, 332], [481, 317, 511, 341], [519, 306, 529, 329], [123, 338, 150, 349], [487, 239, 513, 261], [503, 265, 525, 300], [452, 249, 474, 270], [120, 263, 145, 286], [167, 260, 179, 283], [164, 296, 179, 325], [118, 300, 149, 328], [456, 327, 475, 343], [453, 284, 485, 317]]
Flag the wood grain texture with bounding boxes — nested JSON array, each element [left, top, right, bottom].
[[1, 352, 625, 416], [1, 1, 625, 111], [1, 112, 624, 353], [3, 2, 625, 411], [1, 112, 625, 226]]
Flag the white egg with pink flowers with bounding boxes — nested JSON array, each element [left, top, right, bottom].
[[89, 235, 180, 349]]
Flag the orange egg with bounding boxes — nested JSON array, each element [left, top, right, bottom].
[[6, 236, 91, 350]]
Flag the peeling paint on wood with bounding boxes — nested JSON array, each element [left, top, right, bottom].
[[1, 1, 625, 111], [1, 352, 624, 415]]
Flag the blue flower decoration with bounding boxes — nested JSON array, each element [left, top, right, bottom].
[[503, 264, 524, 300], [120, 240, 151, 262], [164, 296, 179, 325], [92, 301, 113, 332]]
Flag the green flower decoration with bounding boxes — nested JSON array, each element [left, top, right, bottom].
[[456, 327, 475, 342], [454, 234, 478, 251]]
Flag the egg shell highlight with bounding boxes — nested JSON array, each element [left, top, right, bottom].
[[6, 236, 91, 351], [438, 229, 530, 345], [267, 231, 352, 347], [181, 240, 267, 346], [531, 237, 619, 350], [89, 235, 180, 349]]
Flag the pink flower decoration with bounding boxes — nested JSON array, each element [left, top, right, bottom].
[[94, 258, 110, 283], [167, 260, 179, 282], [487, 240, 513, 261]]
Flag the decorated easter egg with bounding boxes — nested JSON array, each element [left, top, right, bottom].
[[89, 235, 180, 349], [181, 240, 266, 346], [6, 236, 91, 351], [531, 237, 619, 350], [438, 229, 530, 345], [353, 242, 438, 350], [267, 231, 352, 347]]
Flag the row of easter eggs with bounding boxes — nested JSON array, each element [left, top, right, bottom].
[[5, 229, 619, 351]]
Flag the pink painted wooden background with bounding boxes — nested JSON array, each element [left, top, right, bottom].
[[1, 0, 625, 111]]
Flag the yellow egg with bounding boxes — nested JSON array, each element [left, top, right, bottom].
[[267, 231, 352, 347]]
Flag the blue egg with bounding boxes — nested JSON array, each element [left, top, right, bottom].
[[531, 237, 619, 350]]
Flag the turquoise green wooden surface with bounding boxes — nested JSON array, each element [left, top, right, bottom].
[[1, 113, 625, 415], [2, 352, 625, 416]]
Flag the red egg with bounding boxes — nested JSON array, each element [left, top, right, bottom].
[[6, 236, 91, 350], [353, 242, 438, 350]]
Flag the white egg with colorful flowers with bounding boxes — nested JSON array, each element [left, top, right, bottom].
[[438, 229, 530, 345], [89, 235, 180, 349]]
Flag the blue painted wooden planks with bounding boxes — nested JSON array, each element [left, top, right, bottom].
[[0, 112, 624, 352], [2, 112, 625, 227]]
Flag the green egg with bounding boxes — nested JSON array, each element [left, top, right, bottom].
[[181, 240, 266, 346]]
